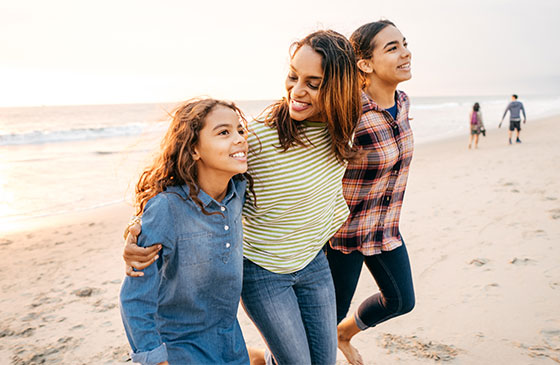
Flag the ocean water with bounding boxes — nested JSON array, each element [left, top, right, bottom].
[[1, 95, 559, 229]]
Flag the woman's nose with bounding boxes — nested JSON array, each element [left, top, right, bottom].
[[402, 47, 411, 59], [292, 81, 306, 98]]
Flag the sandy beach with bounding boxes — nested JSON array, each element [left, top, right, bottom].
[[1, 115, 559, 364]]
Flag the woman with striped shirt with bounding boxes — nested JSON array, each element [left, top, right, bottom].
[[123, 30, 361, 365]]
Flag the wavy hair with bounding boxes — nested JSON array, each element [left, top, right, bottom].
[[261, 30, 361, 164], [135, 98, 255, 216]]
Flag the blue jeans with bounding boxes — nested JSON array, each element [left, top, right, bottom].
[[241, 251, 337, 365], [326, 240, 415, 328]]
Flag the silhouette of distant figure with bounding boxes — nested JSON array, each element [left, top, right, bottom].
[[499, 94, 526, 144], [468, 102, 485, 149]]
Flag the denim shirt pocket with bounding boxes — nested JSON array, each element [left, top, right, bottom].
[[176, 232, 215, 266]]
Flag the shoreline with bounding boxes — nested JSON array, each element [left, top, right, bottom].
[[2, 112, 557, 235], [1, 114, 559, 363]]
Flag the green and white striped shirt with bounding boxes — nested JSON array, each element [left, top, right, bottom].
[[243, 120, 349, 274]]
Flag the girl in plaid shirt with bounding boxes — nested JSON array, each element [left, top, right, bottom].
[[327, 20, 416, 365]]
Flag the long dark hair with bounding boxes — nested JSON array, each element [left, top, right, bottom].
[[473, 102, 480, 112], [135, 98, 256, 216], [261, 30, 361, 164], [350, 20, 396, 87]]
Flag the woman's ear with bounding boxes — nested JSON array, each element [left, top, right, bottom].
[[192, 147, 200, 161], [357, 59, 373, 73]]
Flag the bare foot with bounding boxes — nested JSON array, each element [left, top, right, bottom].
[[247, 347, 265, 365], [338, 338, 364, 365]]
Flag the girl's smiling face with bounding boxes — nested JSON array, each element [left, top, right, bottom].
[[285, 45, 325, 122], [193, 106, 248, 179], [364, 25, 412, 86]]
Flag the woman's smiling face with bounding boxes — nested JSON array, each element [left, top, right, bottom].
[[285, 45, 325, 122], [368, 25, 412, 86]]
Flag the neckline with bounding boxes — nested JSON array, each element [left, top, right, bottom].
[[302, 120, 327, 128]]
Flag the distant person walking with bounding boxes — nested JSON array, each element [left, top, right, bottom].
[[499, 94, 526, 144], [468, 102, 485, 149]]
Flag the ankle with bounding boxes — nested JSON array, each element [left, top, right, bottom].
[[338, 316, 362, 342]]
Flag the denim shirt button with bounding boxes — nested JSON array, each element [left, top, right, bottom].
[[220, 206, 226, 212], [224, 225, 229, 231], [225, 242, 231, 248]]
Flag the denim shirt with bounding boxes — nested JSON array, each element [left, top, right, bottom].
[[119, 178, 249, 365]]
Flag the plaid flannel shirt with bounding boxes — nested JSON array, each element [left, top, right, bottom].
[[331, 90, 414, 255]]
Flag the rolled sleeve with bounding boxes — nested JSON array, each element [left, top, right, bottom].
[[131, 342, 168, 365]]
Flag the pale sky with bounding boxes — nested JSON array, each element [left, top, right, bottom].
[[0, 0, 559, 107]]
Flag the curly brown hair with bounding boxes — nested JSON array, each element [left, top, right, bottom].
[[135, 97, 255, 216]]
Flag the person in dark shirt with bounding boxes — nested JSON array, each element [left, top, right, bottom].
[[499, 94, 527, 144]]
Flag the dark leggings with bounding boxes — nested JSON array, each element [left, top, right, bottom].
[[326, 241, 415, 329]]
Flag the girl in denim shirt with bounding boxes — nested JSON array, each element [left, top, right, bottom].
[[119, 98, 255, 365]]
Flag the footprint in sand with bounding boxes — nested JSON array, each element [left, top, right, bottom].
[[0, 239, 13, 246], [72, 287, 98, 297], [513, 331, 560, 364], [522, 230, 547, 239], [469, 258, 489, 267], [484, 283, 500, 291], [21, 312, 39, 322], [18, 327, 35, 338], [42, 315, 57, 322], [0, 326, 35, 339], [379, 333, 461, 361], [30, 294, 62, 308], [93, 299, 117, 312], [548, 208, 560, 220], [509, 257, 536, 265], [0, 328, 15, 338], [11, 337, 77, 364], [110, 344, 132, 362]]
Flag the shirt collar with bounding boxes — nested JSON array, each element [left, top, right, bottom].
[[361, 90, 407, 114], [179, 178, 239, 209]]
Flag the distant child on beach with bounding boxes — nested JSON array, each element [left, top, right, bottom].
[[499, 94, 527, 144], [119, 98, 253, 365], [468, 102, 485, 149]]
